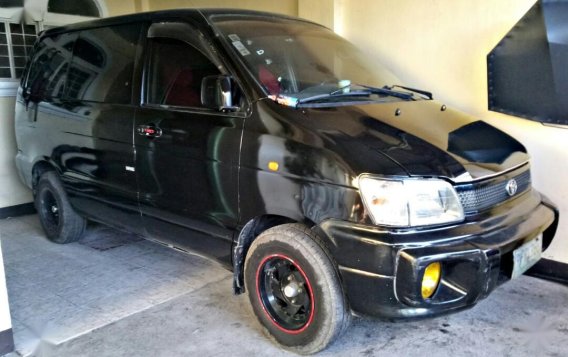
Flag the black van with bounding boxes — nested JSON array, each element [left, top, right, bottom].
[[15, 9, 559, 354]]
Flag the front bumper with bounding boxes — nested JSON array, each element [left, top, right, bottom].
[[315, 189, 559, 318]]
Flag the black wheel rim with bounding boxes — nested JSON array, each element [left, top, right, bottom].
[[40, 189, 60, 229], [256, 254, 314, 332]]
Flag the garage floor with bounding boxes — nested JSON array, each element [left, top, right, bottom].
[[1, 215, 567, 357]]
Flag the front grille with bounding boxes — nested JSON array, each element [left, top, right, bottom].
[[456, 169, 531, 214]]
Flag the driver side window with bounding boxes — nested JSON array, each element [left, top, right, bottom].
[[146, 37, 220, 108]]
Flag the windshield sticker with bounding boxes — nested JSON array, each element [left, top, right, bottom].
[[228, 34, 240, 42], [268, 94, 299, 107], [232, 41, 251, 56], [338, 79, 351, 93]]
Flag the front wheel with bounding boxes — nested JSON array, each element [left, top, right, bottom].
[[244, 224, 350, 354]]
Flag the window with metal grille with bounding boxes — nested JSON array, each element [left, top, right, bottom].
[[66, 66, 92, 99], [0, 21, 38, 79]]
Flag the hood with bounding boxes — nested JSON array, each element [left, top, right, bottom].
[[300, 100, 529, 181]]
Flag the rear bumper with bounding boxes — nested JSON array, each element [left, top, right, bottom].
[[315, 189, 559, 318]]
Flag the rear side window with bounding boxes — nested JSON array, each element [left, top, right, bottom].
[[146, 37, 220, 108], [25, 32, 76, 101], [66, 23, 141, 104]]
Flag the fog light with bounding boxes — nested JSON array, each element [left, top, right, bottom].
[[421, 262, 442, 299]]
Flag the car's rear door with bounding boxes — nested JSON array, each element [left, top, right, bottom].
[[23, 24, 145, 232]]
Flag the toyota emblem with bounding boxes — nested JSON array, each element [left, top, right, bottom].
[[505, 179, 518, 196]]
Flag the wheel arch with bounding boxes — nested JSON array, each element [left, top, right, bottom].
[[233, 214, 317, 294], [31, 159, 58, 193]]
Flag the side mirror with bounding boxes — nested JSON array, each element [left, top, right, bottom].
[[201, 75, 240, 112]]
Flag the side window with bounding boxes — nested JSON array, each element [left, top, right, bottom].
[[25, 32, 76, 101], [66, 23, 141, 104], [146, 37, 221, 108]]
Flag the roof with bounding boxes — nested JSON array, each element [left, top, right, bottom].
[[42, 8, 321, 37]]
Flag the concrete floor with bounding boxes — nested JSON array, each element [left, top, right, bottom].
[[1, 215, 567, 357]]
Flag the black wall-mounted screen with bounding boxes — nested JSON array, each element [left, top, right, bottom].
[[488, 0, 568, 125]]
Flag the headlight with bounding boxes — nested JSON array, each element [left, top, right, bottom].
[[359, 176, 464, 227]]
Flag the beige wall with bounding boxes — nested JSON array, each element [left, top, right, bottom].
[[298, 0, 334, 29], [0, 241, 12, 334], [0, 96, 32, 209], [147, 0, 297, 15], [105, 0, 301, 16], [105, 0, 138, 16], [109, 0, 300, 16], [324, 0, 567, 262]]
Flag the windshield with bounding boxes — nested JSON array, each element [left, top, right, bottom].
[[212, 16, 411, 106]]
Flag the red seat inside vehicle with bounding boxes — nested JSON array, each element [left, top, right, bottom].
[[259, 65, 280, 95], [163, 68, 201, 107]]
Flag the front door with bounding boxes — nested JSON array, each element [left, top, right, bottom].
[[135, 22, 244, 264]]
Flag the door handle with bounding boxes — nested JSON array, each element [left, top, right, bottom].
[[137, 124, 162, 138]]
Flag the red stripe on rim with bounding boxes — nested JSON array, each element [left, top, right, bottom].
[[255, 253, 315, 335]]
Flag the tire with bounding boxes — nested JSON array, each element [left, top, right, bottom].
[[35, 171, 86, 244], [244, 223, 350, 354]]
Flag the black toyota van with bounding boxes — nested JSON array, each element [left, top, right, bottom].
[[15, 9, 559, 354]]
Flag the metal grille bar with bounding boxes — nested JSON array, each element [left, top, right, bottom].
[[456, 169, 531, 214]]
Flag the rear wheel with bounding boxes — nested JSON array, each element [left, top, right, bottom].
[[244, 224, 350, 354], [35, 171, 86, 244]]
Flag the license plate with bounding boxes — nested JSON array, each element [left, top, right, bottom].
[[511, 234, 542, 279]]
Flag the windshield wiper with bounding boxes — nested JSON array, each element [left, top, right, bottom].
[[384, 84, 433, 100], [356, 84, 414, 100], [297, 84, 413, 106], [296, 90, 371, 105]]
